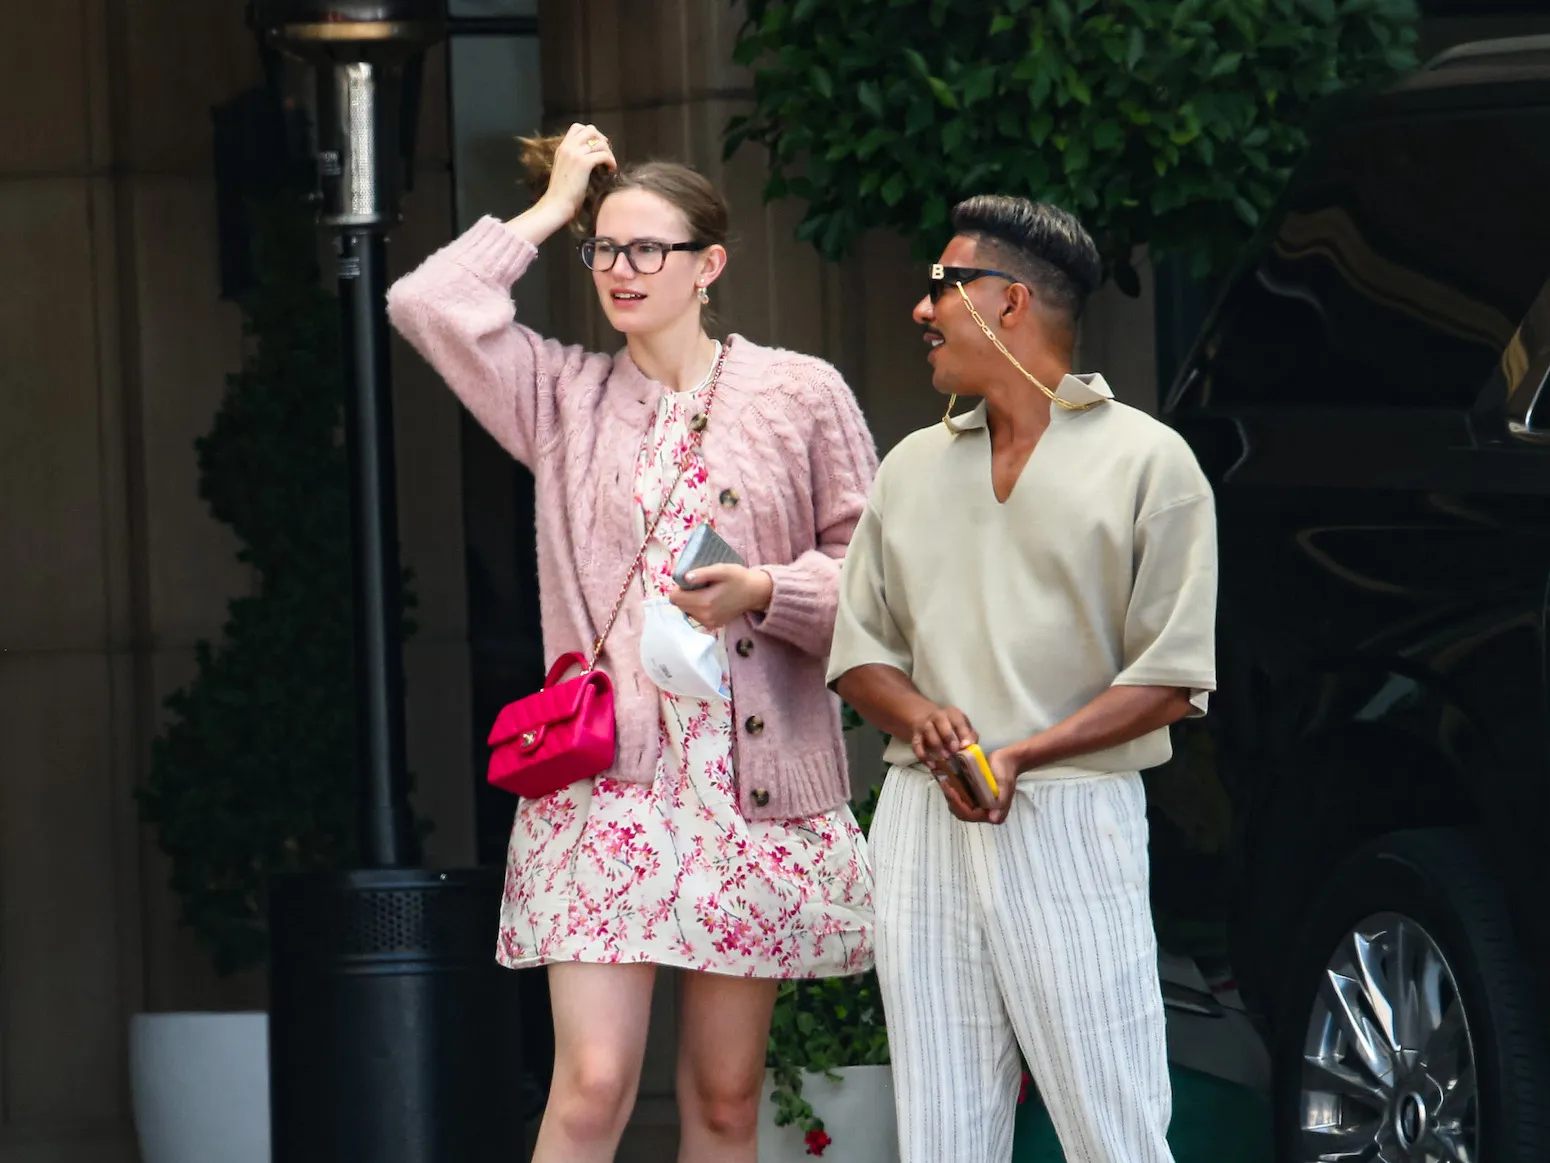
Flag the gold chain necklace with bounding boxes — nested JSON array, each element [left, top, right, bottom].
[[941, 281, 1104, 430]]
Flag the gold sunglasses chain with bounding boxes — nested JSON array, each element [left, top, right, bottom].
[[940, 279, 1103, 431]]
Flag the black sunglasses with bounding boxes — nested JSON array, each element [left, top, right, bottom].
[[579, 237, 709, 275], [928, 263, 1018, 303]]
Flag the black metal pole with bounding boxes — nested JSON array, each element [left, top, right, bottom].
[[338, 226, 411, 868], [254, 14, 531, 1161]]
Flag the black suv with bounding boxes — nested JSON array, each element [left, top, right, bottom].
[[1165, 36, 1550, 1163]]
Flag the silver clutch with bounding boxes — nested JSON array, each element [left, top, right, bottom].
[[672, 523, 745, 590]]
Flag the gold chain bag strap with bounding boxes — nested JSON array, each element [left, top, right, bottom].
[[586, 342, 728, 669], [485, 343, 729, 799]]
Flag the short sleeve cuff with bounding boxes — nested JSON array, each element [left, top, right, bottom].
[[1112, 671, 1215, 718], [825, 646, 913, 689]]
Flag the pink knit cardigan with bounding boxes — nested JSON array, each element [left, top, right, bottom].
[[386, 216, 879, 820]]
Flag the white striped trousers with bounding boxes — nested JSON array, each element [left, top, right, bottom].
[[871, 766, 1174, 1163]]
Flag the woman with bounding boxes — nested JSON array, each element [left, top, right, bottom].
[[387, 123, 878, 1163]]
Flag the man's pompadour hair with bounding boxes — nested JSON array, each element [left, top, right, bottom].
[[951, 195, 1103, 322]]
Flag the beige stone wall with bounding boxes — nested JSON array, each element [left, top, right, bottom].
[[0, 1, 468, 1158]]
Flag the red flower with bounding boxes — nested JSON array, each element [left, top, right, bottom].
[[804, 1128, 832, 1156], [1017, 1071, 1031, 1105]]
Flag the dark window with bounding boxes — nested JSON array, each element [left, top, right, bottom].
[[1198, 106, 1550, 411]]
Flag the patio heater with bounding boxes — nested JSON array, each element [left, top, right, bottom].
[[248, 3, 521, 1159]]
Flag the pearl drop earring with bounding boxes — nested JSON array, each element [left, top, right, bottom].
[[697, 284, 710, 305]]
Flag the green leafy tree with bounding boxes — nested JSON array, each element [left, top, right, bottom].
[[136, 194, 423, 976], [725, 0, 1419, 289]]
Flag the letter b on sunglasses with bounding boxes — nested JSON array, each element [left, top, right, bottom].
[[929, 263, 1017, 302]]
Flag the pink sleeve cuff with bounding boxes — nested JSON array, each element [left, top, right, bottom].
[[445, 215, 539, 287], [753, 553, 840, 657]]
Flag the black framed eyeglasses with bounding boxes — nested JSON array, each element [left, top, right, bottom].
[[928, 263, 1018, 302], [579, 237, 709, 275]]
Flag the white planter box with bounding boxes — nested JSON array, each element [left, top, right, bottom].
[[759, 1064, 898, 1163], [130, 1011, 270, 1163]]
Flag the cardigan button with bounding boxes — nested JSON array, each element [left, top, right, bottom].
[[719, 488, 740, 508], [744, 715, 765, 736], [735, 637, 754, 658], [689, 412, 708, 433], [751, 788, 770, 808]]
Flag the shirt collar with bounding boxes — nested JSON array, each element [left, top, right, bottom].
[[944, 372, 1114, 433]]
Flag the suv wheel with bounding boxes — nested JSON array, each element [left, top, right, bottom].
[[1273, 829, 1548, 1163]]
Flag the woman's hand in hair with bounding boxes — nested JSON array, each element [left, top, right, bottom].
[[538, 123, 617, 222], [669, 565, 774, 633], [506, 123, 616, 245]]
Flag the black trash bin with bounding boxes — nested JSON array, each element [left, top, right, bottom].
[[268, 866, 524, 1163]]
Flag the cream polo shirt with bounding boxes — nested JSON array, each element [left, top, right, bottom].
[[827, 372, 1218, 776]]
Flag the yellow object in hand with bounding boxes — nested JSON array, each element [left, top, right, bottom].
[[960, 743, 1000, 798]]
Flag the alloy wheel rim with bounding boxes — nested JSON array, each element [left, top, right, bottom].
[[1297, 911, 1477, 1163]]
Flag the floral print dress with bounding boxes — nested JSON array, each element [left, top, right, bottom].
[[496, 373, 875, 978]]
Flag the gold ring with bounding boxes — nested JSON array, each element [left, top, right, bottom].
[[586, 136, 603, 149]]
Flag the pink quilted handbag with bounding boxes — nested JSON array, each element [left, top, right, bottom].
[[486, 652, 615, 798]]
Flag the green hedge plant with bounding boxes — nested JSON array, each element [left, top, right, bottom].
[[136, 193, 424, 976], [725, 0, 1419, 289]]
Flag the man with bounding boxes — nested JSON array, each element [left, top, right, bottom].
[[829, 195, 1217, 1163]]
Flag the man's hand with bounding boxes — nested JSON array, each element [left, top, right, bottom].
[[951, 684, 1197, 824], [909, 705, 977, 770], [832, 668, 995, 821], [985, 747, 1020, 824], [668, 564, 773, 633], [934, 745, 1020, 824]]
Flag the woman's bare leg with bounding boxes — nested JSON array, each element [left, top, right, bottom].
[[674, 971, 780, 1163], [530, 961, 657, 1163]]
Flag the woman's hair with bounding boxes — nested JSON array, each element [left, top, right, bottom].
[[517, 134, 730, 246]]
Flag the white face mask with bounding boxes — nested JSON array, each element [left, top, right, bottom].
[[638, 597, 731, 702]]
